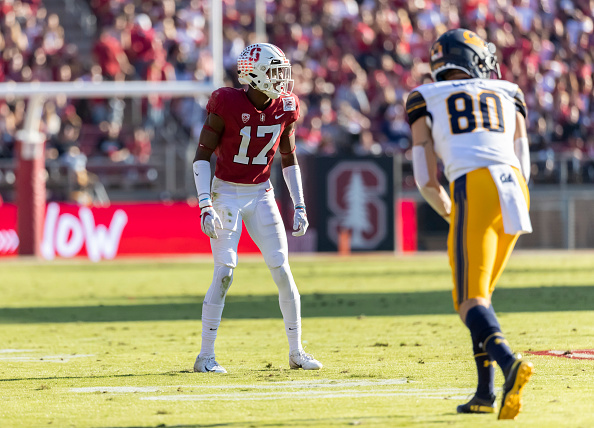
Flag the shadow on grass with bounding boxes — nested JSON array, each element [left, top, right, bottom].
[[0, 370, 193, 383], [97, 415, 407, 428], [0, 286, 592, 324]]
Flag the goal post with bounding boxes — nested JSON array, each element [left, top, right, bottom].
[[0, 0, 228, 257], [3, 81, 218, 257], [2, 0, 223, 257]]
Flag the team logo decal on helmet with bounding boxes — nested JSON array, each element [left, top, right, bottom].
[[237, 43, 294, 99], [462, 31, 487, 49], [430, 29, 501, 81], [430, 42, 443, 62]]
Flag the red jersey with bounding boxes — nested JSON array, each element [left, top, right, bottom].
[[206, 87, 300, 184], [93, 34, 125, 78]]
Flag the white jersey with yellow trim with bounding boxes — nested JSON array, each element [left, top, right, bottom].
[[412, 79, 524, 182]]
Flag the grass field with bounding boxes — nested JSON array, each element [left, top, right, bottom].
[[1, 252, 593, 428]]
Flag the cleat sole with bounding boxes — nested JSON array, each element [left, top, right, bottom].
[[457, 404, 495, 414], [498, 361, 534, 420]]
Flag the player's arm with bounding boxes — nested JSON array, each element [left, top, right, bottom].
[[192, 113, 224, 239], [512, 88, 530, 184], [279, 122, 298, 168], [513, 111, 530, 184], [410, 118, 452, 224], [279, 122, 308, 236], [193, 113, 224, 162], [406, 90, 451, 223]]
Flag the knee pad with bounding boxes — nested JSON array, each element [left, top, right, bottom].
[[264, 250, 287, 270], [204, 265, 234, 305]]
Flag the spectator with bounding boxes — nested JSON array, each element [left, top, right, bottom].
[[0, 103, 16, 159], [97, 122, 130, 163], [126, 13, 159, 76], [1, 0, 593, 193], [354, 130, 382, 156], [41, 101, 61, 139], [126, 127, 152, 164], [143, 40, 175, 130], [41, 13, 64, 55], [93, 29, 133, 81]]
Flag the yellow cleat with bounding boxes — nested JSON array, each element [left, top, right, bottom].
[[498, 359, 535, 420]]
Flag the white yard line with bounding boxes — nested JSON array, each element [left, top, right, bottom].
[[140, 388, 475, 401], [0, 354, 94, 363], [0, 349, 35, 353], [68, 378, 473, 401], [71, 387, 161, 393], [68, 379, 410, 393], [177, 378, 410, 390]]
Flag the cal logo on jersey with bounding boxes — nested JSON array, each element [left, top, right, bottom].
[[282, 97, 296, 111], [500, 173, 514, 184]]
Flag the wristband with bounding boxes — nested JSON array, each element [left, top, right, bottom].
[[282, 165, 305, 207], [193, 160, 212, 203]]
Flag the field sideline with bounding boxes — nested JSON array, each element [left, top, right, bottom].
[[0, 251, 593, 427]]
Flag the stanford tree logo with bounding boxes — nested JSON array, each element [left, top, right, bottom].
[[327, 161, 388, 249]]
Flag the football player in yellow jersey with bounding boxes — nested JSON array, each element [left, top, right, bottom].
[[406, 29, 535, 420]]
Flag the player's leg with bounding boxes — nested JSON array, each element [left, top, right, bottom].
[[456, 337, 497, 414], [488, 168, 529, 294], [243, 188, 322, 370], [194, 199, 242, 374], [462, 169, 518, 371], [488, 169, 534, 420], [455, 170, 515, 369], [451, 169, 533, 418], [449, 172, 497, 413]]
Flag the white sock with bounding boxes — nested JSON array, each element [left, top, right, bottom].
[[279, 298, 303, 353], [199, 302, 225, 358]]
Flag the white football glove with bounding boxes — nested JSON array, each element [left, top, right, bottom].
[[292, 205, 308, 237], [200, 204, 223, 239]]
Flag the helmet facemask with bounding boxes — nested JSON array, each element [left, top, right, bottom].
[[484, 42, 502, 79], [261, 60, 293, 99], [238, 43, 294, 99]]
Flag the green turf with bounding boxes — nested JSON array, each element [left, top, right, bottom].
[[0, 252, 593, 427]]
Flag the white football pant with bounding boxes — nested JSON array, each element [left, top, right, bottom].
[[199, 177, 302, 358]]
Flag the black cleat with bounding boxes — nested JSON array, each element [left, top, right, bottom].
[[498, 358, 535, 420], [457, 394, 496, 414]]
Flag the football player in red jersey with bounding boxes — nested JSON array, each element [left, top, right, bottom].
[[191, 43, 322, 373]]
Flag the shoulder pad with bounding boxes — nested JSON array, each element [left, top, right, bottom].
[[513, 87, 527, 118], [406, 90, 430, 125]]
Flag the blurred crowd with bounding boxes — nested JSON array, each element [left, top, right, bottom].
[[0, 0, 593, 189]]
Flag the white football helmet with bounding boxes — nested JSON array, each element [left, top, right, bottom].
[[237, 43, 293, 99]]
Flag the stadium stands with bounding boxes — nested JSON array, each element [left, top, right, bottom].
[[0, 0, 593, 201]]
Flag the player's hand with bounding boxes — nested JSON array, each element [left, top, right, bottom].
[[292, 205, 308, 237], [200, 205, 223, 239]]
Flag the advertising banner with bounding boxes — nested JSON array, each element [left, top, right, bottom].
[[315, 157, 395, 252], [0, 202, 260, 260]]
